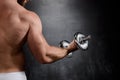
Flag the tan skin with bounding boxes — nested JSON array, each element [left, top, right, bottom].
[[0, 0, 78, 73]]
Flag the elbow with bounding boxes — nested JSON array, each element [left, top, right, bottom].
[[39, 59, 54, 64], [39, 59, 49, 64], [40, 60, 53, 64], [39, 61, 48, 64], [38, 56, 54, 64], [36, 46, 55, 64]]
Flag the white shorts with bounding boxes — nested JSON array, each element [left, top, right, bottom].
[[0, 71, 27, 80]]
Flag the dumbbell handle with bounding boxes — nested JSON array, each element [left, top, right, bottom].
[[80, 35, 91, 44]]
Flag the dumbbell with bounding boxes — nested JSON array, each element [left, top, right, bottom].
[[74, 32, 91, 50], [59, 32, 91, 58]]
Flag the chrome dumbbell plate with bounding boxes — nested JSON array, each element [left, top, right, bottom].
[[74, 32, 91, 50]]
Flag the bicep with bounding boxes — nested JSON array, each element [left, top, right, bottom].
[[27, 14, 49, 61], [27, 26, 44, 53]]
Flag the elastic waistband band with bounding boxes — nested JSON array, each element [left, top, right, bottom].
[[0, 71, 27, 80], [0, 71, 25, 75]]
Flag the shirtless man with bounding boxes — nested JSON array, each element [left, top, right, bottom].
[[0, 0, 79, 80]]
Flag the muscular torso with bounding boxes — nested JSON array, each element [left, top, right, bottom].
[[0, 3, 30, 73]]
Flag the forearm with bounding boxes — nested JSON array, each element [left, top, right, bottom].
[[42, 40, 78, 64], [39, 45, 68, 63]]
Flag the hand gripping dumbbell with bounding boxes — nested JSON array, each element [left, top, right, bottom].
[[74, 32, 91, 50], [59, 40, 73, 58], [59, 32, 91, 58]]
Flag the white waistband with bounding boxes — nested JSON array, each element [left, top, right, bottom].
[[0, 71, 27, 80]]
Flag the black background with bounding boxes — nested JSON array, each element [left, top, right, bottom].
[[23, 0, 115, 80]]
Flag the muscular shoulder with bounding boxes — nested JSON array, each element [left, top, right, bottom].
[[22, 11, 42, 28]]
